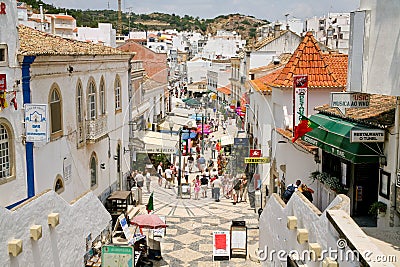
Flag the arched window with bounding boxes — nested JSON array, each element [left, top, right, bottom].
[[77, 81, 83, 123], [49, 84, 63, 139], [87, 79, 97, 120], [90, 153, 98, 188], [114, 75, 121, 110], [0, 123, 11, 179], [100, 77, 106, 115], [54, 175, 64, 194]]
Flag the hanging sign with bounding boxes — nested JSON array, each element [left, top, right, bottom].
[[0, 74, 6, 91], [293, 75, 308, 130], [0, 2, 6, 15], [249, 149, 262, 157], [24, 104, 48, 142], [244, 157, 269, 164], [330, 92, 370, 115]]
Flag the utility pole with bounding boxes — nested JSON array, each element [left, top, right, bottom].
[[127, 7, 133, 37]]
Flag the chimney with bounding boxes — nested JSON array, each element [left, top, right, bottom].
[[274, 23, 281, 38]]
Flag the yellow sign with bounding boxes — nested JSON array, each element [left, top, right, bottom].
[[244, 157, 270, 164]]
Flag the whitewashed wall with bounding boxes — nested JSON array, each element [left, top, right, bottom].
[[29, 55, 131, 203], [0, 190, 111, 266], [0, 0, 27, 206], [259, 193, 390, 267]]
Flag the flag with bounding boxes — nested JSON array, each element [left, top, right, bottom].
[[146, 192, 154, 214], [292, 116, 318, 143]]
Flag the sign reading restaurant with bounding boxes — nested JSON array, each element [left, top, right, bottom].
[[350, 130, 385, 143], [293, 75, 308, 130]]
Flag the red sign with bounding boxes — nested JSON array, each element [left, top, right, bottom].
[[0, 74, 6, 91], [249, 149, 262, 157], [294, 75, 308, 88], [0, 2, 6, 15], [214, 234, 227, 250]]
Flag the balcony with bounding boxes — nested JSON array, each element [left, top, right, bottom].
[[85, 116, 108, 143], [54, 23, 75, 30]]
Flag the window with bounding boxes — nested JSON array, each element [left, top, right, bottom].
[[379, 170, 390, 199], [0, 44, 7, 64], [0, 124, 11, 179], [49, 85, 62, 138], [77, 81, 83, 123], [87, 80, 97, 120], [90, 153, 98, 188], [100, 77, 106, 115], [54, 175, 64, 194], [114, 75, 121, 111]]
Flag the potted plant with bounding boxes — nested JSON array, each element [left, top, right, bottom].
[[368, 201, 387, 217]]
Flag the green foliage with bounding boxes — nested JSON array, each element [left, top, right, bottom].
[[369, 201, 387, 215], [310, 171, 348, 194]]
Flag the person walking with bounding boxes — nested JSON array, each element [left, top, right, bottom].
[[135, 171, 144, 205], [200, 174, 209, 198], [165, 166, 173, 189], [157, 162, 163, 186], [145, 169, 151, 193], [187, 154, 194, 173], [212, 176, 222, 202], [184, 164, 189, 183], [193, 175, 201, 200]]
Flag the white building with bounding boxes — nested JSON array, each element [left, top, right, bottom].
[[75, 23, 117, 47], [199, 30, 245, 59], [305, 13, 351, 54]]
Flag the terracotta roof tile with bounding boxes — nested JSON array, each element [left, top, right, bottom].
[[275, 128, 317, 153], [217, 85, 231, 95], [315, 94, 396, 128], [18, 25, 132, 57], [270, 32, 347, 89], [250, 68, 282, 93]]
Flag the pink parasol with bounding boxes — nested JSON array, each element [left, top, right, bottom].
[[130, 214, 167, 229]]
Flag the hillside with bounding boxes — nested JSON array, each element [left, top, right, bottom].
[[20, 1, 269, 42]]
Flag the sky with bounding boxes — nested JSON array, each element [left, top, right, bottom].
[[45, 0, 360, 21]]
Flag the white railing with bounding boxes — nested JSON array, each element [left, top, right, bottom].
[[86, 116, 108, 142]]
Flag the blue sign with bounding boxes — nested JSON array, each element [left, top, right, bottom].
[[234, 138, 249, 146]]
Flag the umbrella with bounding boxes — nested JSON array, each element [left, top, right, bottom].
[[131, 214, 167, 229]]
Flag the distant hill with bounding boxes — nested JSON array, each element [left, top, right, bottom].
[[20, 1, 269, 42]]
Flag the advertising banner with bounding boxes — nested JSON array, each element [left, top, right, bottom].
[[293, 75, 308, 131]]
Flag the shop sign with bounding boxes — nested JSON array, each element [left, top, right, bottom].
[[24, 104, 48, 142], [350, 130, 385, 143], [244, 157, 270, 164], [0, 74, 6, 91], [212, 231, 230, 259], [101, 245, 133, 267], [136, 147, 175, 154], [249, 149, 262, 157], [293, 75, 308, 129], [0, 2, 6, 15], [234, 138, 249, 146], [330, 92, 370, 115]]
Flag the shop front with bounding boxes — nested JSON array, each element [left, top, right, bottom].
[[303, 113, 384, 216]]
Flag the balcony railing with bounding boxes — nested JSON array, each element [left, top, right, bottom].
[[86, 116, 108, 142]]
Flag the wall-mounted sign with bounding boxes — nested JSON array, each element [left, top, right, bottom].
[[0, 74, 6, 91], [0, 2, 6, 15], [330, 92, 370, 114], [249, 149, 262, 157], [293, 75, 308, 130], [244, 157, 270, 164], [397, 171, 400, 188], [350, 129, 385, 143], [24, 104, 48, 142], [234, 138, 249, 146]]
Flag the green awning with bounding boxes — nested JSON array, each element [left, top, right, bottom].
[[303, 113, 383, 164]]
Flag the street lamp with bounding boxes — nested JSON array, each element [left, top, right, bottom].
[[177, 120, 193, 197]]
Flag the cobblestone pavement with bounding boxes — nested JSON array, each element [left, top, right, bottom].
[[139, 179, 261, 267]]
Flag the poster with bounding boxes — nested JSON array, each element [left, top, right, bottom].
[[101, 245, 133, 267], [212, 231, 230, 258], [231, 227, 246, 250]]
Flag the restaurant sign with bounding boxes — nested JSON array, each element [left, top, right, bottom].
[[0, 2, 6, 15], [350, 130, 385, 143], [244, 157, 270, 164], [0, 74, 6, 91], [293, 75, 308, 129]]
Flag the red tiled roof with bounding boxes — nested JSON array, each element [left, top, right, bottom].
[[250, 68, 282, 93], [54, 15, 75, 21], [270, 32, 347, 89], [322, 53, 348, 85], [217, 85, 231, 95]]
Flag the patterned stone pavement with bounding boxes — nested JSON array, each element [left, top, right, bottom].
[[138, 175, 261, 267]]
